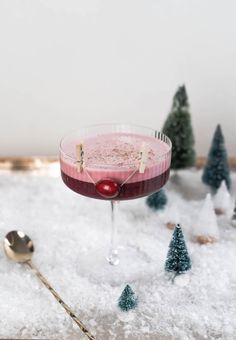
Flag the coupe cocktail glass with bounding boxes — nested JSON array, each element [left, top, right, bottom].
[[60, 124, 172, 265]]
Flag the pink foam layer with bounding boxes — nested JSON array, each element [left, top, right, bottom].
[[60, 133, 171, 184]]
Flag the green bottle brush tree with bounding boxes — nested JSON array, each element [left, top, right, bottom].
[[162, 85, 196, 170], [165, 224, 191, 274], [118, 285, 138, 312], [202, 124, 231, 191]]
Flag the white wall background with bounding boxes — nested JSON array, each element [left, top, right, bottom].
[[0, 0, 236, 156]]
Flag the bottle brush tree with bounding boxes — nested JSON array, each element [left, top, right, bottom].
[[118, 284, 138, 312], [162, 85, 196, 170], [146, 189, 167, 210], [202, 124, 231, 191], [165, 224, 191, 274]]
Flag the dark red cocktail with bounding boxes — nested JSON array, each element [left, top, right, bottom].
[[60, 125, 172, 264]]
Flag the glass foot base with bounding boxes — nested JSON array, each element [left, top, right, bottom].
[[107, 249, 120, 266], [77, 245, 152, 285]]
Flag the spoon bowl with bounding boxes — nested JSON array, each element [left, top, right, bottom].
[[3, 230, 95, 339], [4, 230, 34, 263]]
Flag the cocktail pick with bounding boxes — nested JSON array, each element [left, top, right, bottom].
[[76, 143, 85, 172], [139, 142, 149, 173], [4, 230, 95, 340]]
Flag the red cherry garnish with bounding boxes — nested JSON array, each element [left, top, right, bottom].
[[95, 179, 120, 199]]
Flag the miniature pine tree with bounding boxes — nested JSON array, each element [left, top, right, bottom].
[[162, 85, 196, 170], [231, 200, 236, 227], [165, 224, 191, 274], [146, 189, 167, 210], [193, 193, 219, 244], [118, 284, 138, 312], [202, 124, 231, 191], [213, 180, 231, 215]]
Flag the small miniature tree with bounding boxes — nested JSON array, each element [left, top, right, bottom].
[[202, 124, 231, 191], [165, 224, 191, 274], [118, 285, 138, 312], [162, 85, 196, 170], [193, 193, 219, 244], [213, 180, 231, 215], [146, 189, 167, 210]]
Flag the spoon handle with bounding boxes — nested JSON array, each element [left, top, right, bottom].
[[27, 261, 95, 340]]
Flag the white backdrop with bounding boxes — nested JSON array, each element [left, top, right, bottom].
[[0, 0, 236, 156]]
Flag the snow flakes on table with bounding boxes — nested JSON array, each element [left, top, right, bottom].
[[0, 168, 236, 339]]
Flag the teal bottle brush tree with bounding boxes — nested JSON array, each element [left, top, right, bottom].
[[146, 189, 168, 211], [202, 124, 231, 191], [165, 224, 191, 274], [118, 284, 138, 312]]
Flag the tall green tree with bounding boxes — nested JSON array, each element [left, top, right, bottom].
[[163, 85, 196, 169], [165, 224, 191, 274], [202, 124, 231, 191]]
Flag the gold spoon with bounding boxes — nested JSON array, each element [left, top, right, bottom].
[[4, 230, 95, 340]]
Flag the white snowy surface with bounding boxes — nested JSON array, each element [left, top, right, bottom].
[[0, 166, 236, 340]]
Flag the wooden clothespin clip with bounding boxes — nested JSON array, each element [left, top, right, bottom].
[[76, 143, 85, 172], [139, 142, 149, 173]]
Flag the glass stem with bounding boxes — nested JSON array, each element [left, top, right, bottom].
[[107, 200, 120, 265]]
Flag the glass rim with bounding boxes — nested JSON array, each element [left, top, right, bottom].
[[59, 123, 172, 165]]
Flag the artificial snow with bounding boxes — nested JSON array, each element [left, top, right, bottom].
[[173, 273, 190, 287], [0, 167, 236, 339], [163, 203, 180, 226]]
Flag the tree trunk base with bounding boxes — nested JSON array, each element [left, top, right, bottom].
[[195, 235, 217, 245]]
